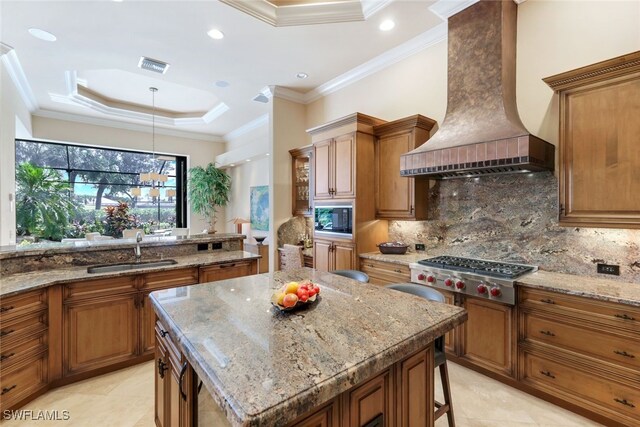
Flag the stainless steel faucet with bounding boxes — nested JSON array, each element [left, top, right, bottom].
[[135, 231, 143, 263]]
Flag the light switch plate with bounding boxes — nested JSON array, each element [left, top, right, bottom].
[[415, 243, 425, 251]]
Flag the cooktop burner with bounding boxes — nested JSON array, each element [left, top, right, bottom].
[[417, 256, 535, 279]]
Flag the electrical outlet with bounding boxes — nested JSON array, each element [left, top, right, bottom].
[[415, 243, 425, 251], [597, 263, 620, 276], [197, 243, 209, 251], [211, 242, 222, 250]]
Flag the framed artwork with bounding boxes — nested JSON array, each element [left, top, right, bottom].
[[250, 185, 269, 231]]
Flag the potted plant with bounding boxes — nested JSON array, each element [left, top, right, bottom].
[[188, 163, 231, 234]]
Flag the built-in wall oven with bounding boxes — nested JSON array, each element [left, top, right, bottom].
[[314, 202, 353, 239]]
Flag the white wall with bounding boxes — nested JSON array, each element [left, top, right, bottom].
[[0, 60, 33, 246], [31, 116, 226, 233]]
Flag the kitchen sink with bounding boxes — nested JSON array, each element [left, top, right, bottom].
[[87, 259, 178, 274]]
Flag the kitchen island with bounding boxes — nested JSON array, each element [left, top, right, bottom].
[[150, 268, 467, 427]]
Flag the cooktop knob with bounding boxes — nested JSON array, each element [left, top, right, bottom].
[[455, 280, 465, 289], [417, 273, 426, 281], [477, 283, 488, 294], [490, 286, 502, 297], [427, 275, 436, 283], [444, 278, 453, 287]]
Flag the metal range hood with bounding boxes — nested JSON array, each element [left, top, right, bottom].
[[400, 0, 554, 179]]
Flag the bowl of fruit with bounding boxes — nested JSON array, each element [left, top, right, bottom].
[[271, 280, 321, 312]]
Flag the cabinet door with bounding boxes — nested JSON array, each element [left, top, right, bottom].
[[63, 294, 138, 376], [292, 399, 339, 427], [377, 132, 414, 218], [460, 298, 514, 377], [155, 331, 168, 427], [333, 243, 355, 271], [199, 260, 257, 283], [441, 291, 457, 355], [398, 346, 433, 427], [333, 134, 355, 198], [313, 240, 332, 272], [344, 370, 392, 427], [314, 139, 332, 199]]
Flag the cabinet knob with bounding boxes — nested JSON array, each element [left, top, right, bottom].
[[539, 370, 555, 379], [540, 298, 555, 304], [159, 329, 169, 338], [539, 330, 555, 337], [157, 358, 168, 379]]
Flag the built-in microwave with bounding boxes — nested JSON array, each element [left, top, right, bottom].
[[314, 202, 353, 238]]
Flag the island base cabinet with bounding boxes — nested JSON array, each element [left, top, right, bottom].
[[343, 369, 393, 427]]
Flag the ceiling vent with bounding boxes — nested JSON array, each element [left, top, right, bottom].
[[252, 93, 270, 103], [138, 56, 170, 74]]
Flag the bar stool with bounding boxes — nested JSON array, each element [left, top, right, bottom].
[[332, 270, 369, 283], [385, 283, 455, 427]]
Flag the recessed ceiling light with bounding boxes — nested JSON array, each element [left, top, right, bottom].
[[230, 163, 235, 167], [215, 80, 230, 88], [112, 0, 124, 2], [207, 29, 224, 40], [296, 72, 308, 79], [28, 28, 57, 42], [379, 19, 395, 31], [266, 153, 270, 156], [246, 159, 251, 162]]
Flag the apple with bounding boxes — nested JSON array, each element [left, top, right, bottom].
[[282, 293, 299, 308]]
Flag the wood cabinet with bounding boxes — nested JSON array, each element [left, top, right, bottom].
[[359, 258, 410, 286], [313, 239, 356, 272], [518, 287, 640, 426], [373, 115, 436, 220], [155, 320, 195, 427], [313, 135, 355, 200], [0, 289, 49, 413], [199, 260, 258, 283], [397, 346, 434, 427], [244, 243, 269, 273], [290, 145, 313, 216], [544, 51, 640, 229], [439, 291, 514, 379], [343, 369, 393, 427]]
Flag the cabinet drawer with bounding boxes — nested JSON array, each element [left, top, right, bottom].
[[0, 290, 47, 323], [142, 268, 199, 290], [521, 350, 640, 423], [156, 321, 181, 367], [519, 288, 640, 331], [522, 312, 640, 371], [0, 331, 47, 372], [0, 352, 48, 410], [0, 311, 47, 346], [199, 261, 256, 283], [360, 259, 410, 284], [64, 276, 138, 302]]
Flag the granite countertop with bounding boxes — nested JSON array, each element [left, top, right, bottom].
[[0, 233, 245, 260], [361, 252, 640, 307], [150, 268, 466, 427], [516, 270, 640, 307], [0, 251, 260, 298]]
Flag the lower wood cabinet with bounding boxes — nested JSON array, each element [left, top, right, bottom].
[[359, 258, 410, 286], [199, 260, 258, 283], [313, 239, 356, 272], [343, 369, 393, 427]]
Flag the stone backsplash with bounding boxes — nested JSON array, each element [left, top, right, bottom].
[[389, 172, 640, 282]]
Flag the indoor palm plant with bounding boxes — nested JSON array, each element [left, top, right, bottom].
[[188, 163, 231, 233]]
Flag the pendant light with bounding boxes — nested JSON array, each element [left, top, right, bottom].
[[135, 87, 168, 199]]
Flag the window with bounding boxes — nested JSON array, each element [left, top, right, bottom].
[[15, 139, 187, 241]]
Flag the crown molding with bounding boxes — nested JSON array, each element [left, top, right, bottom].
[[220, 0, 391, 27], [224, 113, 269, 142], [428, 0, 480, 21], [52, 70, 229, 126], [270, 85, 307, 104], [33, 109, 225, 143], [0, 44, 39, 112], [304, 22, 447, 103]]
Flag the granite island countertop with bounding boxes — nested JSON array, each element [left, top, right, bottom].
[[360, 252, 640, 307], [0, 250, 260, 298], [150, 268, 467, 427]]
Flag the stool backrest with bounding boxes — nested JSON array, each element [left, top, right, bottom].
[[385, 283, 445, 303], [332, 270, 369, 283]]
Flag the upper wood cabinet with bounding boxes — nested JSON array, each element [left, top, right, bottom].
[[544, 51, 640, 229], [289, 145, 313, 216], [373, 115, 436, 220], [308, 113, 386, 201]]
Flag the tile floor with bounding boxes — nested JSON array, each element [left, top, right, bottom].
[[1, 361, 602, 426]]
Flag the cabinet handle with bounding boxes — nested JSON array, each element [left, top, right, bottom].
[[539, 330, 555, 337], [0, 329, 14, 337], [614, 398, 635, 408], [159, 329, 169, 338], [1, 385, 16, 395], [157, 358, 168, 379], [179, 362, 188, 401], [220, 263, 236, 269], [0, 306, 14, 313], [540, 298, 555, 304], [366, 264, 374, 268], [614, 313, 636, 321], [0, 352, 15, 361], [394, 269, 402, 273], [539, 370, 555, 379], [410, 205, 414, 213], [614, 350, 635, 358]]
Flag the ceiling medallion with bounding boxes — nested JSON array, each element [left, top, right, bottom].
[[219, 0, 393, 27]]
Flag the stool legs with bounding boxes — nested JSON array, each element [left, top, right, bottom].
[[434, 361, 455, 427]]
